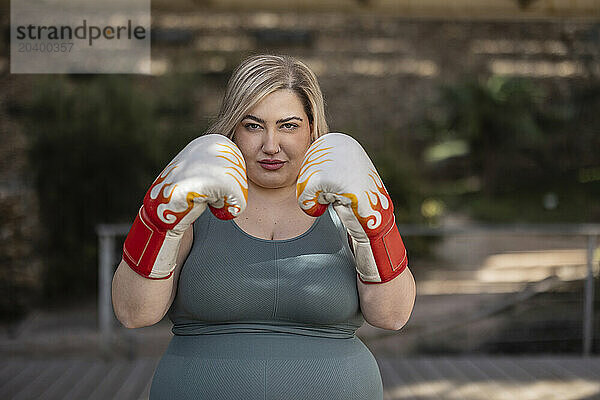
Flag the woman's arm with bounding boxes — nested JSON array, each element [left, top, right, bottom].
[[348, 232, 416, 331], [111, 225, 193, 328], [356, 266, 416, 331]]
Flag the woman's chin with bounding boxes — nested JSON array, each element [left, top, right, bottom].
[[249, 177, 295, 191]]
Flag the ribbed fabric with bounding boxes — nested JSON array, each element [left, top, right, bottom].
[[149, 205, 384, 400]]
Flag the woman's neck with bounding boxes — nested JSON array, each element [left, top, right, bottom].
[[245, 181, 300, 214]]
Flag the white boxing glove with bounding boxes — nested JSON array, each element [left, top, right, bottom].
[[297, 132, 408, 284], [123, 134, 247, 279]]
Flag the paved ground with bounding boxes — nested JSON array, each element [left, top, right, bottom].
[[2, 354, 599, 400]]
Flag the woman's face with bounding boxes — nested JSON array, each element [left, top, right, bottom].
[[233, 89, 312, 191]]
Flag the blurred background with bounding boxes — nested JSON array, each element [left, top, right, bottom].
[[1, 0, 600, 399]]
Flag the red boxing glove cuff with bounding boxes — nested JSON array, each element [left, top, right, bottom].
[[359, 222, 408, 284], [122, 206, 172, 280]]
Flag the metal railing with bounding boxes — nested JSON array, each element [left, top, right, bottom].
[[397, 223, 600, 356], [96, 223, 130, 355], [97, 222, 600, 356]]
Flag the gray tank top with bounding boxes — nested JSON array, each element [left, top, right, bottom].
[[167, 204, 365, 338]]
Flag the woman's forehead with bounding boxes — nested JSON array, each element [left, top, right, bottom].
[[244, 89, 306, 119]]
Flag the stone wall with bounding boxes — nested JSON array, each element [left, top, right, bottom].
[[149, 12, 599, 149], [151, 0, 600, 19]]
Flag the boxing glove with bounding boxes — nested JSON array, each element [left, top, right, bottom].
[[296, 133, 407, 284], [123, 134, 248, 279]]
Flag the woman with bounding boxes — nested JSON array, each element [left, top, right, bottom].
[[112, 54, 416, 399]]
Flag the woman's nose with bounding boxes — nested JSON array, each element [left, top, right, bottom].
[[261, 131, 281, 154]]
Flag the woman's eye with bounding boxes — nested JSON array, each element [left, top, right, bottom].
[[244, 123, 261, 131], [281, 123, 298, 130]]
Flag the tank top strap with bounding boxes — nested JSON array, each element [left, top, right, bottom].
[[327, 204, 349, 244], [190, 207, 213, 252]]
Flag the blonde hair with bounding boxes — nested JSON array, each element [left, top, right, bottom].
[[206, 54, 328, 142]]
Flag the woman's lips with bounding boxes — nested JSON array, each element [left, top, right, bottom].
[[258, 161, 285, 170]]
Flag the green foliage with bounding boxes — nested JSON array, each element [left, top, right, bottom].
[[436, 75, 567, 194], [421, 75, 600, 222], [23, 74, 202, 303], [370, 147, 424, 224], [465, 181, 600, 223]]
